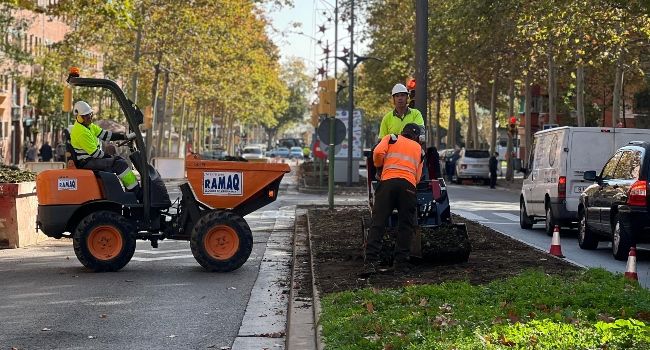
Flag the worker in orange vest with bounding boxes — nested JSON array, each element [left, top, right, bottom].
[[361, 123, 424, 277]]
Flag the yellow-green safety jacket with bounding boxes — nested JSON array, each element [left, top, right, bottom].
[[70, 122, 118, 162], [378, 108, 424, 139]]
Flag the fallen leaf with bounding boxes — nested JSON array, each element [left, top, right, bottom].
[[65, 257, 70, 260], [419, 298, 428, 307], [257, 331, 284, 338], [384, 343, 395, 350], [366, 302, 374, 314], [99, 314, 107, 319], [507, 311, 520, 323], [88, 336, 95, 339], [498, 335, 515, 346]]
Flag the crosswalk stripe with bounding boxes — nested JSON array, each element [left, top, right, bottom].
[[493, 212, 520, 222], [452, 210, 488, 222]]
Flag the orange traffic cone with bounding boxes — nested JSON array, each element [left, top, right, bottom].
[[549, 225, 564, 258], [624, 246, 638, 281]]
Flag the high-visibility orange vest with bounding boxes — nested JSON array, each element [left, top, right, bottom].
[[373, 134, 424, 187]]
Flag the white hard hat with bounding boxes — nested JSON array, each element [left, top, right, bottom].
[[73, 101, 92, 116], [391, 83, 408, 96]]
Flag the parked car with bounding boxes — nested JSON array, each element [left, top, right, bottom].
[[578, 141, 649, 260], [200, 149, 228, 160], [267, 147, 290, 158], [519, 126, 650, 236], [241, 146, 266, 161], [289, 147, 304, 160], [452, 149, 490, 184]]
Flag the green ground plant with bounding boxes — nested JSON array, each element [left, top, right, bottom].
[[320, 269, 650, 349]]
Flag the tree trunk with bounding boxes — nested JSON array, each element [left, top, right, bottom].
[[576, 64, 585, 126], [177, 98, 186, 157], [147, 58, 162, 159], [435, 90, 441, 149], [449, 85, 456, 148], [547, 48, 557, 124], [468, 83, 478, 148], [165, 82, 176, 157], [156, 71, 170, 158], [524, 71, 532, 167], [193, 104, 201, 153], [506, 77, 515, 181], [490, 73, 498, 154], [612, 55, 623, 127]]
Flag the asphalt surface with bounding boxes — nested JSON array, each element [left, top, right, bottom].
[[446, 182, 650, 288], [0, 165, 364, 350]]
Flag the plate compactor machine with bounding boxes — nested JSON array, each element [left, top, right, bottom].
[[362, 149, 471, 265], [35, 69, 290, 272]]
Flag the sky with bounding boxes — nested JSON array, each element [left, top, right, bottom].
[[265, 1, 367, 78]]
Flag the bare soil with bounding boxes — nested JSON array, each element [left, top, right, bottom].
[[307, 206, 581, 295]]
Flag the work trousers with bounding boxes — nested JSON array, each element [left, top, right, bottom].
[[490, 171, 497, 188], [366, 178, 417, 263], [80, 156, 138, 190]]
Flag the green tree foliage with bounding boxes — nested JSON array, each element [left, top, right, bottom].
[[261, 58, 311, 148]]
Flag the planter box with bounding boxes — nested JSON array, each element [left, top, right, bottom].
[[0, 182, 46, 249]]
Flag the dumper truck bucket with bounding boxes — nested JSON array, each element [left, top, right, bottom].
[[185, 154, 291, 217]]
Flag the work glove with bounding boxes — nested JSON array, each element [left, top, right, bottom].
[[126, 132, 137, 140]]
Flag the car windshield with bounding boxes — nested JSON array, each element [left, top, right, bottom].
[[465, 150, 490, 158], [291, 147, 302, 152], [243, 148, 261, 154], [278, 148, 289, 152]]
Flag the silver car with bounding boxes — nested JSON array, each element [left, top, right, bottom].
[[453, 149, 490, 183]]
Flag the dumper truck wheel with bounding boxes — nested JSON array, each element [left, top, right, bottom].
[[73, 211, 136, 272], [190, 210, 253, 272]]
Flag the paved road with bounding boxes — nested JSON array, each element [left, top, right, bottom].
[[447, 183, 650, 288], [0, 166, 364, 350]]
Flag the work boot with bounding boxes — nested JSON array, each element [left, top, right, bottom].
[[358, 261, 378, 278]]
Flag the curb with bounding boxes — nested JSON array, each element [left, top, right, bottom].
[[306, 212, 326, 350]]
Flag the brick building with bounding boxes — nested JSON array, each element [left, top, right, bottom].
[[0, 1, 104, 165]]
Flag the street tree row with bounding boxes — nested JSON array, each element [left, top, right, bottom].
[[1, 0, 307, 157], [356, 0, 650, 177]]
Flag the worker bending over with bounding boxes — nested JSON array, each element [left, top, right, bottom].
[[70, 100, 140, 196], [362, 123, 425, 276]]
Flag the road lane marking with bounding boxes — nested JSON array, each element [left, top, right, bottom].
[[136, 249, 189, 255], [131, 255, 195, 262], [493, 213, 520, 222], [452, 210, 488, 222]]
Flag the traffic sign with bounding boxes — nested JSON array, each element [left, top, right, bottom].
[[317, 118, 346, 145], [313, 140, 327, 159]]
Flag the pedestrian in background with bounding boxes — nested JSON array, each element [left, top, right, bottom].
[[55, 142, 66, 162], [26, 142, 37, 162], [489, 151, 499, 189], [449, 146, 461, 180], [39, 141, 53, 162]]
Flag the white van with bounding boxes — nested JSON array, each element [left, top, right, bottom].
[[520, 127, 650, 235]]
